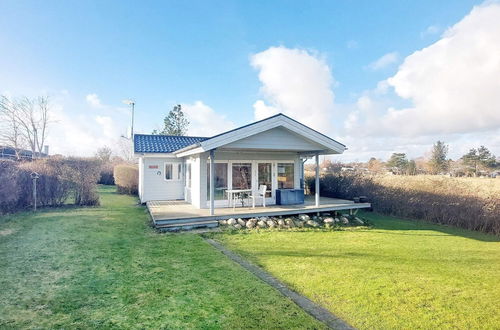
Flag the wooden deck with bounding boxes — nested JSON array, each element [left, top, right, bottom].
[[147, 196, 371, 230]]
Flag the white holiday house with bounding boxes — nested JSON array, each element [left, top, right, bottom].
[[134, 113, 346, 217]]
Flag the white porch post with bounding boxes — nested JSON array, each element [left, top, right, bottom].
[[209, 149, 215, 216], [315, 153, 320, 207]]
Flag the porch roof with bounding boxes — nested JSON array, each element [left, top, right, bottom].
[[174, 113, 346, 157]]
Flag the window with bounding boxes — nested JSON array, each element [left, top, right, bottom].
[[207, 163, 228, 200], [258, 163, 272, 197], [277, 163, 294, 189], [232, 163, 252, 190], [186, 163, 191, 188], [177, 163, 182, 180], [165, 163, 173, 180]]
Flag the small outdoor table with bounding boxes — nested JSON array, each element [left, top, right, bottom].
[[226, 189, 252, 209]]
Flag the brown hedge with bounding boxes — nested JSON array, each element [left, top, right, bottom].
[[0, 157, 100, 214], [306, 173, 500, 235], [114, 164, 138, 195]]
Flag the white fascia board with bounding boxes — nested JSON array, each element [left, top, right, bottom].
[[280, 118, 346, 153], [134, 152, 177, 158], [199, 115, 346, 154], [174, 146, 205, 158]]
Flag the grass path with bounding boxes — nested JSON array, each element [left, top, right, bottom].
[[0, 186, 323, 329], [216, 213, 500, 329]]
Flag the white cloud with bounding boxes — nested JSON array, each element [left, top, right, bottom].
[[383, 2, 500, 136], [420, 25, 441, 38], [342, 1, 500, 161], [250, 46, 335, 134], [368, 52, 399, 71], [41, 92, 128, 156], [86, 93, 103, 108], [181, 101, 236, 137]]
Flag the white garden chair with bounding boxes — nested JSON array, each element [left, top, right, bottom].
[[250, 185, 267, 208]]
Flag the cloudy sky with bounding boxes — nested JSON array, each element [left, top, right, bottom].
[[1, 0, 499, 161]]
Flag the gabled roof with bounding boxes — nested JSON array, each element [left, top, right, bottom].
[[134, 113, 347, 156], [134, 134, 208, 153], [174, 113, 346, 156]]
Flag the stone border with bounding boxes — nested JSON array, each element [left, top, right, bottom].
[[204, 238, 355, 330]]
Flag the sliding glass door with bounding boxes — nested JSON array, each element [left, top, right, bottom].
[[232, 163, 252, 190], [257, 163, 272, 197], [206, 163, 228, 200]]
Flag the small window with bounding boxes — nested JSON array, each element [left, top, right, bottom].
[[178, 163, 182, 180], [165, 163, 173, 180]]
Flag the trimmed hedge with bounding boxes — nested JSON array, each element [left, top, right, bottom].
[[98, 162, 115, 185], [306, 173, 500, 235], [0, 157, 100, 214], [114, 164, 138, 195]]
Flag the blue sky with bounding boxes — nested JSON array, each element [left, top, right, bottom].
[[2, 0, 499, 160]]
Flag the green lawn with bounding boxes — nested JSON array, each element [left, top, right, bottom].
[[0, 186, 323, 329], [216, 213, 500, 329]]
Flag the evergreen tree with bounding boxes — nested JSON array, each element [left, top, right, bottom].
[[386, 153, 408, 175], [477, 146, 496, 169], [429, 140, 449, 174], [461, 146, 497, 175], [152, 104, 189, 136], [407, 159, 417, 175]]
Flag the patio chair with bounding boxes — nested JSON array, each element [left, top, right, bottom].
[[250, 185, 267, 208]]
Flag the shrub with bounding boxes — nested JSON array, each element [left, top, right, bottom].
[[62, 158, 101, 206], [0, 157, 101, 214], [306, 173, 500, 235], [98, 162, 115, 185], [114, 164, 138, 195], [0, 160, 21, 213], [19, 159, 73, 207]]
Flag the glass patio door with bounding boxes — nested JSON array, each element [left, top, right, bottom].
[[231, 163, 252, 190], [257, 163, 273, 198], [206, 163, 228, 201]]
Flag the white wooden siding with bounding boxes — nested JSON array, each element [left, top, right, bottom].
[[140, 157, 184, 202], [221, 126, 325, 151]]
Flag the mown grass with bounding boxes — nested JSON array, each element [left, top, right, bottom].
[[0, 185, 323, 329], [306, 174, 500, 235], [216, 212, 500, 329]]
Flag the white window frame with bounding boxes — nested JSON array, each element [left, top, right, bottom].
[[204, 159, 296, 208], [164, 162, 182, 182], [277, 161, 295, 189], [164, 163, 174, 181], [177, 163, 182, 180]]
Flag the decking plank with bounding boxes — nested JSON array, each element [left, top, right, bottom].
[[147, 196, 371, 224]]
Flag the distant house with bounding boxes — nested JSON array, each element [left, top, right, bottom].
[[0, 146, 49, 161], [134, 113, 347, 215]]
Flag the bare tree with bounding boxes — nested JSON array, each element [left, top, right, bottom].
[[95, 146, 113, 163], [0, 97, 25, 160], [0, 95, 51, 158]]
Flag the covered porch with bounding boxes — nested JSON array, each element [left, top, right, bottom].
[[148, 196, 371, 230]]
